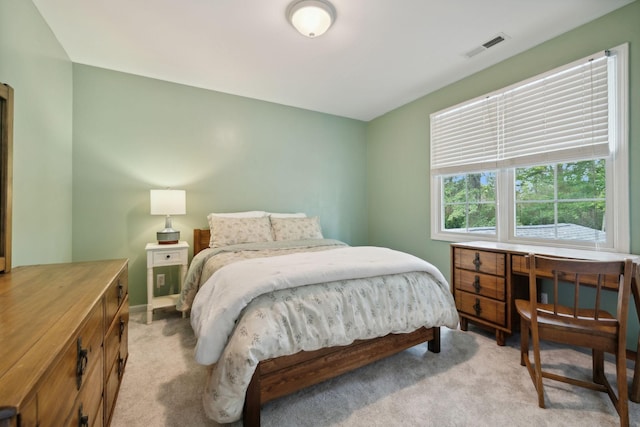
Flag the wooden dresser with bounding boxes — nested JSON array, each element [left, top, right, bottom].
[[451, 243, 521, 346], [0, 259, 129, 427]]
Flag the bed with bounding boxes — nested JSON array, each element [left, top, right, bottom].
[[178, 213, 459, 426]]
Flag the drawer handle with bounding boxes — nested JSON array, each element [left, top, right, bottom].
[[473, 252, 482, 271], [165, 254, 171, 259], [76, 338, 89, 390], [473, 298, 482, 316], [78, 404, 89, 427], [117, 281, 124, 305], [118, 355, 125, 379], [119, 317, 126, 340], [473, 275, 481, 293]]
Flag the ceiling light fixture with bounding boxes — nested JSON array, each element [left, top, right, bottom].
[[287, 0, 336, 38]]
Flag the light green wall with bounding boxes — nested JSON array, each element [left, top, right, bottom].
[[0, 0, 73, 266], [71, 65, 368, 305], [3, 0, 639, 346], [366, 1, 640, 347]]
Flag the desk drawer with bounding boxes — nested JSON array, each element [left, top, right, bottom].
[[511, 254, 620, 290], [455, 248, 505, 276], [456, 292, 506, 326], [153, 250, 185, 266], [455, 268, 505, 301], [512, 254, 527, 274]]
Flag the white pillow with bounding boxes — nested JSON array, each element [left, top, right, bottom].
[[208, 211, 267, 220], [268, 212, 307, 218], [209, 216, 273, 248], [270, 216, 323, 241], [207, 211, 268, 247]]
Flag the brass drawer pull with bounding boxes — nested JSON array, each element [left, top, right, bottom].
[[473, 252, 482, 271], [473, 298, 482, 316], [473, 275, 481, 293]]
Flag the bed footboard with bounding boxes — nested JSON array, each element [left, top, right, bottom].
[[242, 326, 440, 426]]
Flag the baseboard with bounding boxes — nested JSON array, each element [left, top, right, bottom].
[[130, 304, 147, 313]]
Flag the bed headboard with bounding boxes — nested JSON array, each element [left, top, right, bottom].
[[193, 229, 211, 256]]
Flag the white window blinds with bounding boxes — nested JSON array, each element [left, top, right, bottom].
[[430, 96, 499, 174], [430, 50, 611, 175]]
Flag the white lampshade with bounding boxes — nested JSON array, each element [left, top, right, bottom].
[[150, 189, 186, 215], [287, 0, 336, 38]]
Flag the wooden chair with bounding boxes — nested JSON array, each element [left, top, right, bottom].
[[515, 253, 633, 427]]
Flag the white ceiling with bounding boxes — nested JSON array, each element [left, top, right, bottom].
[[32, 0, 634, 121]]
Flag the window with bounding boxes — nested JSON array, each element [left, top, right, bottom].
[[430, 44, 629, 252], [514, 160, 606, 242], [442, 172, 496, 234]]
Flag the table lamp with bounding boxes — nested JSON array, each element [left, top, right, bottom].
[[150, 189, 186, 244]]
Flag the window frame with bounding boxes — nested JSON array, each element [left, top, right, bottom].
[[430, 44, 629, 253]]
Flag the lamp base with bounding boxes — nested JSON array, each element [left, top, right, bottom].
[[157, 229, 180, 245]]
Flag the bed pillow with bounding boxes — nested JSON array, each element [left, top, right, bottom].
[[271, 216, 323, 241], [268, 212, 306, 218], [207, 211, 268, 247], [209, 216, 273, 248], [207, 211, 267, 220]]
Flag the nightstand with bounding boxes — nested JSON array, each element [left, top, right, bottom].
[[145, 241, 189, 324]]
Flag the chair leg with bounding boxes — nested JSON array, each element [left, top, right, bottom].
[[531, 330, 545, 408], [593, 349, 605, 385], [520, 320, 529, 367], [520, 319, 545, 407], [615, 349, 629, 427]]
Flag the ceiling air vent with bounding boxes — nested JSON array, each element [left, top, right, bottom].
[[464, 32, 510, 59], [483, 35, 505, 48]]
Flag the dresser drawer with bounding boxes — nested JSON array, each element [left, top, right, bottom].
[[456, 292, 506, 326], [38, 302, 104, 426], [105, 300, 129, 374], [455, 248, 505, 276], [455, 268, 506, 301], [153, 249, 186, 266], [105, 350, 126, 425], [105, 268, 128, 327], [105, 291, 128, 427], [66, 349, 103, 427]]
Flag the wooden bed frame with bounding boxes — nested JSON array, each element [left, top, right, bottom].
[[193, 229, 441, 427]]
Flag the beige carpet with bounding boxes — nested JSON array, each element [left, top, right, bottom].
[[111, 310, 640, 426]]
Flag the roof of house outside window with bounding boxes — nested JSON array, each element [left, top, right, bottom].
[[452, 223, 606, 242]]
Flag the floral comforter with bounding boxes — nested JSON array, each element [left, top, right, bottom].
[[177, 239, 348, 312], [179, 239, 459, 423]]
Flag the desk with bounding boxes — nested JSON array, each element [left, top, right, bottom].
[[450, 241, 640, 401]]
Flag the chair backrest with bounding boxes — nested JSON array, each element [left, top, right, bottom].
[[525, 254, 633, 336]]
